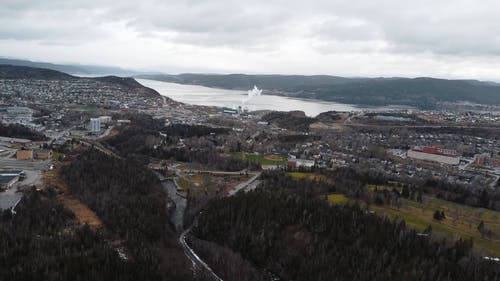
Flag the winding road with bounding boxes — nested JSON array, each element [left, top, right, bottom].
[[179, 225, 223, 281], [178, 171, 262, 281]]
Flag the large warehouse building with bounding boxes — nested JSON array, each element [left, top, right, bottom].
[[407, 146, 460, 165]]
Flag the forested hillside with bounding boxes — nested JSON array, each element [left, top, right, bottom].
[[139, 73, 500, 109], [194, 184, 500, 281], [0, 188, 142, 281], [105, 114, 258, 171], [261, 111, 317, 131], [60, 149, 191, 280], [0, 123, 47, 140]]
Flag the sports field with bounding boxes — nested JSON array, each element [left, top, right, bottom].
[[244, 153, 288, 165]]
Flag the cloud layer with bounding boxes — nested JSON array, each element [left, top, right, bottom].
[[1, 0, 499, 79]]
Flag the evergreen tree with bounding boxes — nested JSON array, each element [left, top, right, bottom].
[[402, 185, 410, 198]]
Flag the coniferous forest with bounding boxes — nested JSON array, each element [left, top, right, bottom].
[[0, 123, 47, 141], [59, 149, 191, 280], [193, 180, 500, 281], [1, 149, 192, 281], [0, 188, 143, 281]]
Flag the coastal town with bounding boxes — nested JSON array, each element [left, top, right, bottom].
[[4, 1, 500, 279], [1, 69, 500, 280], [1, 74, 499, 202]]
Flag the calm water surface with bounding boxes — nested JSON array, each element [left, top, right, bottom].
[[137, 79, 364, 116]]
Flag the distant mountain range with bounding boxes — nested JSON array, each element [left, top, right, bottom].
[[138, 73, 500, 109], [0, 58, 142, 76], [2, 57, 500, 110]]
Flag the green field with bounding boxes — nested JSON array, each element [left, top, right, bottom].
[[371, 196, 500, 256], [176, 177, 189, 190], [327, 194, 349, 205], [176, 174, 205, 190], [69, 104, 100, 111], [288, 172, 336, 185], [288, 172, 311, 180], [367, 184, 403, 193], [243, 153, 288, 165]]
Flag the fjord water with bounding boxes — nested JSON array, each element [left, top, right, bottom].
[[137, 78, 360, 116]]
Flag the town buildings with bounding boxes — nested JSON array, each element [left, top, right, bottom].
[[288, 158, 315, 169], [0, 170, 22, 190], [16, 149, 33, 160], [474, 153, 500, 168], [407, 146, 461, 165], [0, 106, 33, 125], [16, 149, 52, 160], [34, 149, 52, 160], [89, 118, 101, 133]]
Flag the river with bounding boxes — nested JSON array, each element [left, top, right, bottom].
[[161, 178, 187, 232], [137, 79, 364, 117]]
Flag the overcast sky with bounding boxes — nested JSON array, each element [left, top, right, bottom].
[[1, 0, 499, 80]]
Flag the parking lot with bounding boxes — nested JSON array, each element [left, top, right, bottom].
[[0, 159, 51, 170], [0, 153, 50, 210]]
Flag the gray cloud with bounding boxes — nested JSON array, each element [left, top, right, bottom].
[[0, 0, 499, 78], [2, 0, 500, 55]]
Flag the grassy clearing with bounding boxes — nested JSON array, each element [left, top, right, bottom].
[[288, 172, 311, 180], [288, 172, 336, 185], [367, 184, 402, 193], [189, 174, 203, 187], [43, 164, 103, 229], [245, 154, 288, 165], [229, 152, 246, 159], [327, 194, 349, 205], [176, 173, 206, 191], [176, 177, 190, 190], [370, 197, 500, 257], [52, 152, 64, 161], [69, 104, 100, 111]]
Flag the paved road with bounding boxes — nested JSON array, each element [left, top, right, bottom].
[[179, 171, 262, 281], [0, 159, 51, 170], [180, 168, 250, 176], [179, 226, 223, 281], [228, 172, 262, 196], [97, 126, 114, 140], [79, 139, 122, 159], [0, 187, 22, 211], [0, 169, 42, 211]]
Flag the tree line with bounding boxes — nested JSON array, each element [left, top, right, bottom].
[[0, 123, 47, 141]]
